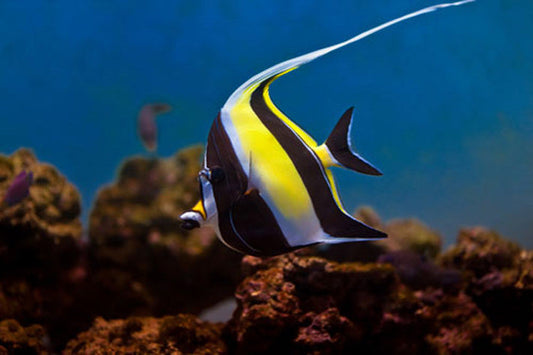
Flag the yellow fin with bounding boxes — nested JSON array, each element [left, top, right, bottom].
[[313, 144, 339, 168], [191, 199, 206, 220]]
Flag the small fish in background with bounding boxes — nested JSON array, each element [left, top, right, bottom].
[[137, 103, 172, 152], [2, 170, 33, 207], [179, 1, 475, 256]]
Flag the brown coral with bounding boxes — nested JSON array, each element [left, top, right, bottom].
[[0, 319, 48, 355], [0, 149, 85, 351], [64, 314, 226, 354], [0, 149, 82, 279], [87, 146, 242, 317], [227, 254, 399, 354], [439, 227, 533, 351], [225, 252, 531, 354]]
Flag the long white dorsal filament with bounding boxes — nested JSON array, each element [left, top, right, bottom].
[[223, 0, 475, 110]]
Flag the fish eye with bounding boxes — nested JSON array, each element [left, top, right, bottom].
[[210, 167, 225, 183]]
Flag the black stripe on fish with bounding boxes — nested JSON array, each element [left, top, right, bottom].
[[250, 79, 385, 240], [207, 113, 292, 255], [230, 188, 292, 256]]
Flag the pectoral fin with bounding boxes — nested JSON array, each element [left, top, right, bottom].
[[229, 189, 290, 256]]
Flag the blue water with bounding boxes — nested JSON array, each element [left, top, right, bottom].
[[1, 0, 531, 247]]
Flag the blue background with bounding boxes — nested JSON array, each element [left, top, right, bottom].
[[1, 0, 531, 247]]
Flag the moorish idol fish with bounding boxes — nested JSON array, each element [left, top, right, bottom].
[[179, 0, 474, 256]]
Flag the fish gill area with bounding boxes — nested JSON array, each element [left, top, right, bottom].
[[0, 147, 532, 354]]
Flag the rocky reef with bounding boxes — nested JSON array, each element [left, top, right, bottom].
[[0, 149, 83, 351], [0, 147, 242, 351], [226, 253, 488, 354], [86, 145, 242, 317], [64, 314, 226, 354], [1, 147, 532, 353]]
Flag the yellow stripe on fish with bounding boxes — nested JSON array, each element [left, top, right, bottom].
[[229, 81, 313, 220]]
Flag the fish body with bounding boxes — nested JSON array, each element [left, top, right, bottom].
[[180, 0, 475, 256], [3, 170, 33, 207], [137, 103, 172, 152]]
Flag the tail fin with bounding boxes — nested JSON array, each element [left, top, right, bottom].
[[324, 107, 382, 175]]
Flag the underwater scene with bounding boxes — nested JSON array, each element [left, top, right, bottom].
[[1, 0, 532, 353]]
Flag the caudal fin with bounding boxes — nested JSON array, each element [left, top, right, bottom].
[[324, 107, 382, 175]]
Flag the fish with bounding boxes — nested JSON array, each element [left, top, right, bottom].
[[179, 0, 475, 256], [137, 103, 172, 152], [2, 170, 33, 207]]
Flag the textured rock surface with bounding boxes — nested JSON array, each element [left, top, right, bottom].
[[1, 147, 532, 354], [226, 254, 484, 354], [377, 250, 462, 290], [0, 149, 84, 351], [224, 249, 533, 354], [0, 149, 82, 279], [87, 146, 243, 317], [64, 314, 226, 354], [0, 319, 49, 355], [380, 218, 442, 258], [440, 227, 533, 351]]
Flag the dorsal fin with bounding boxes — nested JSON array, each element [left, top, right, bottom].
[[323, 107, 382, 176], [222, 0, 475, 111]]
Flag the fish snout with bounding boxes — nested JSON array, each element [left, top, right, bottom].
[[179, 210, 204, 230], [180, 219, 200, 230]]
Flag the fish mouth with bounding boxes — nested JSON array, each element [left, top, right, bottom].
[[179, 210, 204, 230]]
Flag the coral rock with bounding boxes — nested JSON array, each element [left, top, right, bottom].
[[440, 227, 533, 351], [87, 146, 242, 317], [0, 319, 49, 355], [64, 314, 226, 354], [440, 227, 521, 278], [0, 149, 84, 351], [226, 254, 398, 354], [378, 250, 461, 290], [226, 252, 531, 354], [0, 149, 83, 278], [415, 290, 492, 354], [379, 218, 442, 259]]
